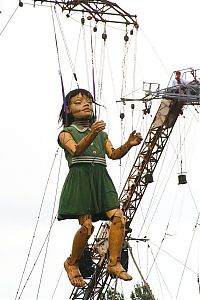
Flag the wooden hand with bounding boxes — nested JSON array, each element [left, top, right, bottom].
[[128, 130, 143, 146], [90, 120, 106, 135]]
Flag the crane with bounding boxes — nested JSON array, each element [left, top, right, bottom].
[[70, 78, 200, 299]]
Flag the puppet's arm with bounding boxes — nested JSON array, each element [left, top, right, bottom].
[[105, 131, 142, 160]]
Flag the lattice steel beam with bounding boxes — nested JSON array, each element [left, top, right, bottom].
[[33, 0, 138, 26]]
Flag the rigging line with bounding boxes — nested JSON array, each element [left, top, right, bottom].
[[70, 25, 81, 89], [139, 27, 170, 76], [177, 112, 182, 172], [176, 213, 200, 298], [140, 115, 195, 236], [81, 16, 90, 90], [54, 6, 79, 86], [117, 110, 144, 193], [147, 243, 173, 300], [35, 150, 63, 300], [51, 269, 64, 300], [131, 29, 138, 102], [174, 106, 198, 165], [51, 5, 66, 110], [150, 240, 197, 275], [0, 5, 19, 38], [146, 243, 150, 279], [137, 139, 173, 237], [183, 116, 187, 173], [128, 243, 156, 300], [16, 216, 57, 300], [14, 148, 60, 300], [119, 38, 133, 147], [187, 183, 199, 213], [136, 240, 142, 272], [97, 35, 106, 105], [146, 235, 166, 279], [51, 5, 61, 71], [89, 21, 97, 119], [120, 38, 129, 98]]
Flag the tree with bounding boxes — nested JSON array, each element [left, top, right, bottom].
[[100, 288, 125, 300], [100, 282, 156, 300], [130, 283, 155, 300]]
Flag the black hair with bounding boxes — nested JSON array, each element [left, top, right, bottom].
[[58, 88, 95, 127]]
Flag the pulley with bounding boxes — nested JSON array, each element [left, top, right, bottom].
[[120, 112, 125, 120]]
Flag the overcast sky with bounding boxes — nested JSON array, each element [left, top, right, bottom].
[[1, 1, 200, 300]]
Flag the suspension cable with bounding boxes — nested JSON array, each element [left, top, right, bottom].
[[54, 6, 79, 87], [50, 5, 67, 111], [16, 216, 57, 300], [35, 150, 63, 299], [14, 148, 60, 300], [176, 213, 200, 298], [0, 5, 19, 38], [81, 14, 90, 90], [128, 243, 156, 300], [147, 243, 173, 299]]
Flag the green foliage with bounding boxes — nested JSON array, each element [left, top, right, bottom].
[[100, 288, 125, 300], [130, 283, 155, 300], [100, 283, 156, 300]]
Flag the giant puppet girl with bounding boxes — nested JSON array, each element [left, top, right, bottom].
[[58, 88, 143, 287]]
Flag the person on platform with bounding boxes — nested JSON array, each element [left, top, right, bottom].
[[171, 70, 189, 94], [57, 88, 143, 287], [171, 70, 188, 86]]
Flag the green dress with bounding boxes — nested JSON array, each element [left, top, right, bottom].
[[57, 123, 119, 222]]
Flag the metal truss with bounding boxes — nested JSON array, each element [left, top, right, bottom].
[[119, 100, 184, 224], [33, 0, 138, 27]]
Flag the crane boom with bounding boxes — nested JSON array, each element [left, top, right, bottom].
[[70, 97, 187, 299], [120, 98, 183, 223]]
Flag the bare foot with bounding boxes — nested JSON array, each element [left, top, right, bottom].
[[64, 257, 85, 287], [107, 262, 132, 281]]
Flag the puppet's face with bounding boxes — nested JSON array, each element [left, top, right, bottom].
[[69, 92, 93, 119]]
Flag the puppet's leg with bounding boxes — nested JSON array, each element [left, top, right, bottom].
[[106, 209, 132, 281], [64, 215, 94, 287]]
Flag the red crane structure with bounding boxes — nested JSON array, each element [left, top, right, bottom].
[[69, 80, 200, 299]]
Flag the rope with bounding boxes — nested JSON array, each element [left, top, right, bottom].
[[14, 149, 59, 300], [90, 22, 97, 119], [176, 213, 200, 298], [50, 5, 66, 111], [16, 216, 57, 300], [0, 5, 19, 38], [147, 243, 173, 299], [51, 268, 64, 299], [81, 16, 90, 90], [128, 243, 157, 300], [35, 150, 63, 299], [54, 6, 79, 87]]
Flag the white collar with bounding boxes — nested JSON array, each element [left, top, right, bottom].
[[71, 123, 90, 132]]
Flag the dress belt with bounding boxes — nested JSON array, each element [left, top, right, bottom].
[[71, 156, 107, 166]]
